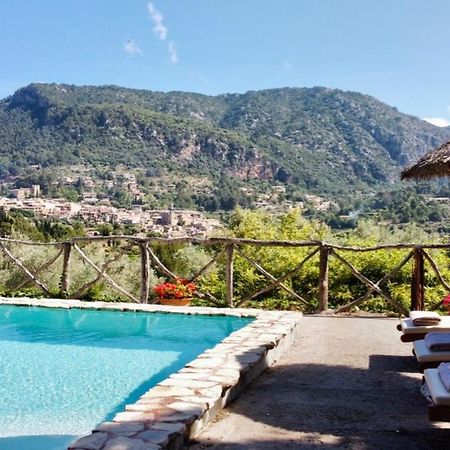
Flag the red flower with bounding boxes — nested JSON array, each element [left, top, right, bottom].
[[442, 294, 450, 306], [153, 278, 196, 299]]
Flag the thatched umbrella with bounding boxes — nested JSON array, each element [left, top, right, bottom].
[[401, 140, 450, 180]]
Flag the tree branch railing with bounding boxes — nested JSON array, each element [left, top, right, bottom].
[[334, 249, 415, 314], [0, 235, 449, 315]]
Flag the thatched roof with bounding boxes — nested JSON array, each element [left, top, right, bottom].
[[401, 140, 450, 180]]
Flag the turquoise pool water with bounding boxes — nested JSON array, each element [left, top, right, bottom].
[[0, 305, 252, 450]]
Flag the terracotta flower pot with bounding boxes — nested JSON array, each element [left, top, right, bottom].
[[159, 298, 192, 306]]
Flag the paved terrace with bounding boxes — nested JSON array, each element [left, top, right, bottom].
[[187, 316, 450, 450]]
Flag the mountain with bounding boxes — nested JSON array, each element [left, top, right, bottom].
[[0, 83, 449, 198]]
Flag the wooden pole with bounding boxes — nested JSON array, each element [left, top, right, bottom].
[[235, 248, 308, 305], [140, 242, 150, 304], [335, 249, 414, 313], [72, 244, 139, 303], [422, 249, 450, 292], [60, 243, 72, 297], [331, 248, 408, 316], [72, 245, 131, 299], [147, 246, 178, 279], [237, 247, 319, 307], [318, 244, 329, 312], [226, 243, 234, 307], [191, 249, 226, 281], [0, 241, 51, 295], [12, 246, 63, 292], [411, 247, 425, 311]]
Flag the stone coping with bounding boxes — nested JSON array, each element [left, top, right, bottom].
[[0, 297, 302, 450]]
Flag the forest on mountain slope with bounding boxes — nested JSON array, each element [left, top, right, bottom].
[[1, 83, 449, 191], [1, 83, 450, 226]]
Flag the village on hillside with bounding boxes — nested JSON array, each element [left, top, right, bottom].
[[0, 192, 222, 238], [0, 172, 224, 238], [0, 165, 323, 237]]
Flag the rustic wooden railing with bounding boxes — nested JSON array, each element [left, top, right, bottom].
[[0, 235, 449, 314]]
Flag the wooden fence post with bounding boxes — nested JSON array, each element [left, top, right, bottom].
[[411, 247, 425, 311], [140, 242, 150, 304], [318, 244, 329, 312], [226, 243, 234, 307], [60, 243, 72, 297]]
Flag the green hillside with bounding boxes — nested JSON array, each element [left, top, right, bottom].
[[0, 83, 449, 197]]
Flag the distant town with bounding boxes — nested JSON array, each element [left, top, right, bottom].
[[0, 165, 340, 238], [0, 188, 223, 238]]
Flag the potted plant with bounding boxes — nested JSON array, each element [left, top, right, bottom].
[[153, 277, 196, 306]]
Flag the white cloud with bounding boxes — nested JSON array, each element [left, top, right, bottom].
[[168, 41, 178, 64], [123, 39, 142, 56], [147, 2, 168, 40], [423, 117, 450, 127], [147, 2, 180, 64]]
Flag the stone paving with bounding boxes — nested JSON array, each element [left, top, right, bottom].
[[187, 315, 450, 450], [0, 297, 301, 450]]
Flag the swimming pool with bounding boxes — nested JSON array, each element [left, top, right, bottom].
[[0, 305, 252, 450]]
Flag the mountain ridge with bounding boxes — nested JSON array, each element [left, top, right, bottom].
[[1, 83, 449, 199]]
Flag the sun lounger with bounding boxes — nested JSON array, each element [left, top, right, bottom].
[[398, 315, 450, 342], [423, 367, 450, 421], [413, 339, 450, 371]]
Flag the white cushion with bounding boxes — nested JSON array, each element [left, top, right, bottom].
[[410, 310, 441, 320], [414, 340, 450, 363], [424, 368, 450, 405], [401, 316, 450, 334]]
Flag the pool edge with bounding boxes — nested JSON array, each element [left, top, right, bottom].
[[0, 297, 302, 450]]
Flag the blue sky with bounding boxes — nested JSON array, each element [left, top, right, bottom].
[[1, 0, 449, 126]]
